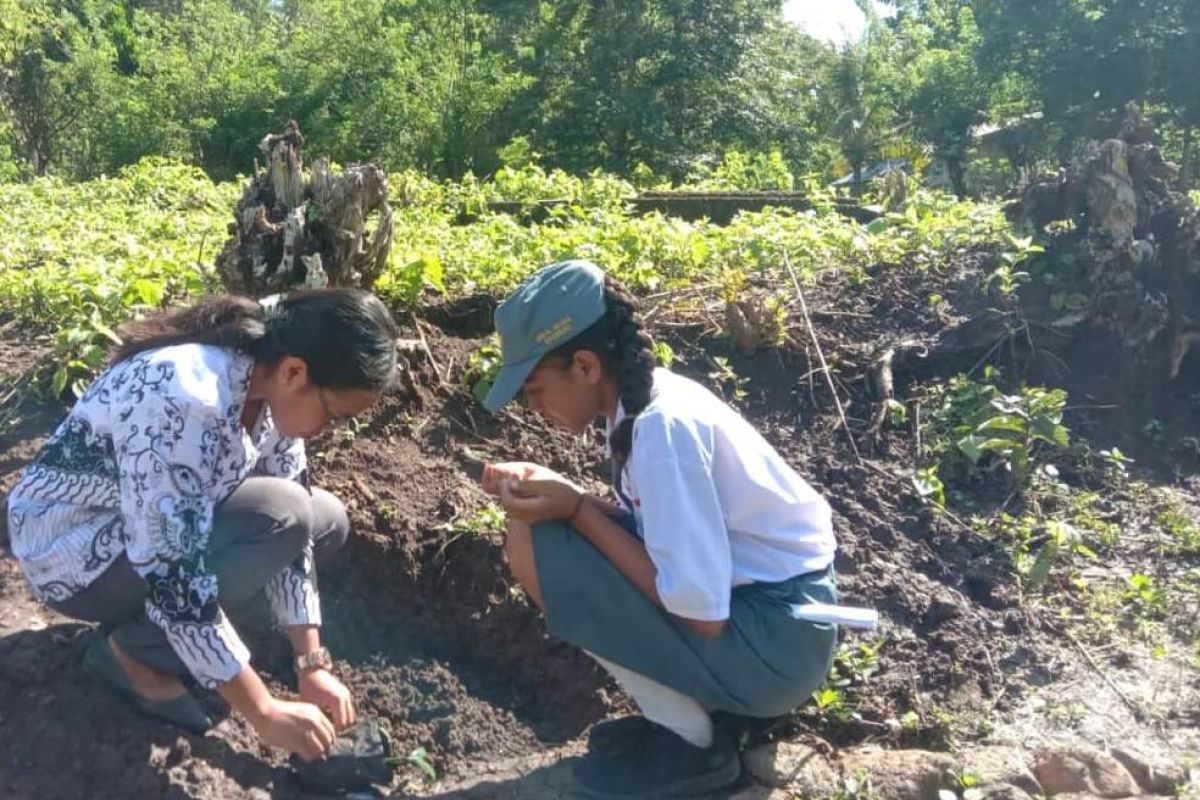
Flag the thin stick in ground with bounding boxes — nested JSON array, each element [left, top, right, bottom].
[[1062, 626, 1154, 729], [783, 251, 862, 464], [413, 317, 449, 388]]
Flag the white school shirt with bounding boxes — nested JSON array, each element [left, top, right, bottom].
[[7, 344, 318, 688], [610, 368, 836, 621]]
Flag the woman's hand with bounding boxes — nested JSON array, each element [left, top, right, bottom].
[[482, 462, 580, 496], [250, 696, 337, 761], [497, 477, 585, 525], [297, 668, 356, 732]]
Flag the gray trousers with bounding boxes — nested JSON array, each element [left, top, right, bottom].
[[50, 477, 350, 676]]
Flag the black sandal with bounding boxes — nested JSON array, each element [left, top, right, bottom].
[[83, 633, 212, 735]]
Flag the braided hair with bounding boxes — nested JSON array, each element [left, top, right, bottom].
[[543, 275, 656, 465], [111, 288, 399, 392]]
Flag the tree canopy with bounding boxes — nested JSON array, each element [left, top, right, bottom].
[[0, 0, 1196, 193]]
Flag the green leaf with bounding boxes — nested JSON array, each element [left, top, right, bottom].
[[1025, 540, 1059, 589], [128, 278, 164, 307], [977, 437, 1020, 454], [92, 322, 123, 346], [51, 367, 69, 398], [975, 415, 1027, 436], [866, 217, 889, 235], [407, 747, 437, 781], [957, 434, 986, 463], [422, 255, 446, 293], [1030, 415, 1070, 447], [81, 344, 107, 368]]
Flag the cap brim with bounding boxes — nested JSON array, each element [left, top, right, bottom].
[[482, 359, 539, 412]]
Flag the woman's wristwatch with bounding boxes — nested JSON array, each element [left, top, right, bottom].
[[294, 646, 333, 673]]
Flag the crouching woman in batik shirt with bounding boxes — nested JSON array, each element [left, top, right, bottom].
[[6, 288, 398, 761]]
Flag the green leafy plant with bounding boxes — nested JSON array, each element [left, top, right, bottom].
[[463, 342, 503, 407], [912, 465, 946, 510], [830, 770, 876, 800], [939, 769, 985, 800], [829, 641, 881, 686], [454, 503, 507, 538], [708, 356, 748, 403], [1122, 574, 1170, 620], [387, 746, 437, 782], [932, 376, 1069, 491], [812, 686, 853, 723], [1097, 447, 1134, 480], [985, 234, 1042, 304], [653, 340, 676, 368], [957, 387, 1069, 481], [813, 641, 881, 725], [885, 398, 908, 427], [51, 315, 123, 400], [1158, 501, 1200, 556], [974, 513, 1097, 592]]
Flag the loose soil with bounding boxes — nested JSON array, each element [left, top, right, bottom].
[[0, 255, 1197, 799]]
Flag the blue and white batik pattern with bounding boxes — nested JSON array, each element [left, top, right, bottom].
[[8, 344, 317, 688]]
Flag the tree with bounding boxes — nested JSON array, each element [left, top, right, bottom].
[[820, 35, 900, 193], [1159, 1, 1200, 186], [717, 18, 835, 175], [897, 4, 988, 197], [275, 0, 530, 178], [973, 0, 1182, 164], [518, 0, 783, 175], [0, 2, 114, 177]]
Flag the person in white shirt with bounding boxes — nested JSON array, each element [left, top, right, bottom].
[[480, 260, 838, 799], [7, 289, 397, 762]]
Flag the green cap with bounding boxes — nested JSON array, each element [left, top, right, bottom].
[[483, 259, 607, 412]]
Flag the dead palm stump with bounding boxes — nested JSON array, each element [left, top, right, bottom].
[[216, 121, 395, 297]]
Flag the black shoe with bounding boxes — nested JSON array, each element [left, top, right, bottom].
[[587, 715, 670, 758], [83, 633, 212, 735], [573, 723, 742, 798]]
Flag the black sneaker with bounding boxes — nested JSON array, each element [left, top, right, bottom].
[[573, 723, 742, 798], [587, 715, 669, 758]]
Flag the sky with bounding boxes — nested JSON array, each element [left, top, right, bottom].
[[782, 0, 893, 44]]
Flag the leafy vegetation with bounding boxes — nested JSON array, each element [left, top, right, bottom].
[[812, 641, 882, 725], [921, 370, 1070, 493], [0, 158, 1011, 398], [5, 2, 1199, 194]]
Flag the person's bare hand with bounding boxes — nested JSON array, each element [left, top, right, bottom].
[[497, 477, 584, 525], [252, 697, 337, 761], [297, 668, 356, 732], [482, 462, 576, 495]]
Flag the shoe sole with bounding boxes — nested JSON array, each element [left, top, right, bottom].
[[574, 753, 742, 799]]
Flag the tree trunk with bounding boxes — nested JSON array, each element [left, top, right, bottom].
[[1182, 123, 1194, 190], [852, 161, 863, 197], [947, 156, 968, 199], [215, 121, 396, 298], [1006, 102, 1199, 378]]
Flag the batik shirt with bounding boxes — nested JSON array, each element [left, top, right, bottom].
[[7, 344, 320, 688]]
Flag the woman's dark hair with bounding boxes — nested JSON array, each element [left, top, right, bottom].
[[543, 275, 656, 466], [112, 288, 399, 391]]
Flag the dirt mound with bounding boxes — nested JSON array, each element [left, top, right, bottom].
[[0, 252, 1197, 797]]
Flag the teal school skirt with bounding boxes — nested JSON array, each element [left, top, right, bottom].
[[531, 517, 838, 717]]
